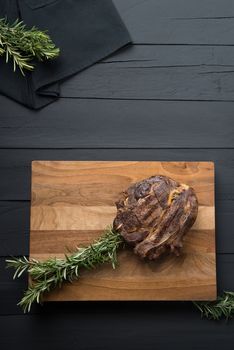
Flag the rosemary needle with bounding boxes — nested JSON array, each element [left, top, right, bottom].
[[0, 18, 60, 75], [193, 292, 234, 320], [7, 226, 234, 320], [6, 227, 123, 313]]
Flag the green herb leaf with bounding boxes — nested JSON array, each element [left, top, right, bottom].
[[0, 17, 60, 75], [193, 292, 234, 320], [6, 227, 123, 312]]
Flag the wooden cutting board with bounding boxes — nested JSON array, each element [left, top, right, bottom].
[[30, 161, 216, 301]]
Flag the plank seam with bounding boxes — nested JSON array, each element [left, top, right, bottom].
[[58, 97, 234, 102], [1, 147, 234, 150]]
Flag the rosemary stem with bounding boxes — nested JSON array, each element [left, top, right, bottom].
[[0, 17, 60, 74], [193, 292, 234, 320], [6, 227, 123, 312], [7, 227, 234, 320]]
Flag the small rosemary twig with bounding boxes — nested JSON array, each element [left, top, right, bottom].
[[193, 291, 234, 320], [6, 227, 123, 312], [0, 18, 60, 75]]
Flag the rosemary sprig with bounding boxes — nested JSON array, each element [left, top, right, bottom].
[[193, 292, 234, 320], [0, 18, 60, 75], [6, 227, 123, 313], [7, 225, 234, 320]]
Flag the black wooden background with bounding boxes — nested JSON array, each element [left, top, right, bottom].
[[1, 0, 234, 348]]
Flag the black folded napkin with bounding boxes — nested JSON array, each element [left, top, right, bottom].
[[0, 0, 131, 109]]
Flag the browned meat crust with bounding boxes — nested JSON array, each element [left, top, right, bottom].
[[113, 175, 198, 260]]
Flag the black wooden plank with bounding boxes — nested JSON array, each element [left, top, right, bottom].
[[114, 0, 234, 45], [0, 257, 27, 316], [0, 254, 233, 316], [2, 45, 234, 102], [103, 45, 234, 65], [1, 98, 234, 148], [61, 48, 234, 101], [2, 45, 234, 103], [1, 311, 234, 350], [0, 202, 29, 256], [115, 0, 234, 20]]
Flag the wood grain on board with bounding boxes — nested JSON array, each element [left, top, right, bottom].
[[30, 161, 216, 301]]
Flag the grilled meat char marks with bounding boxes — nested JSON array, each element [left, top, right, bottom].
[[113, 175, 198, 260]]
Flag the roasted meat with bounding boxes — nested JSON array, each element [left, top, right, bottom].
[[113, 175, 198, 260]]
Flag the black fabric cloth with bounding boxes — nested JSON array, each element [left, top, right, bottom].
[[0, 0, 131, 109]]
